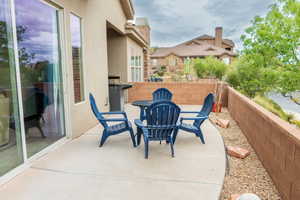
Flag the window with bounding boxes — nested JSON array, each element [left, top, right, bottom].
[[0, 0, 24, 175], [131, 56, 135, 66], [168, 57, 176, 66], [130, 54, 143, 82], [71, 14, 84, 103], [15, 0, 66, 157]]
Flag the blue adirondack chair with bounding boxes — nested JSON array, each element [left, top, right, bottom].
[[173, 93, 214, 144], [89, 94, 136, 147], [152, 88, 173, 102], [138, 88, 173, 122], [134, 101, 181, 159]]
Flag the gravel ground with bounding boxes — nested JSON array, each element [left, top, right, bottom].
[[210, 108, 281, 200]]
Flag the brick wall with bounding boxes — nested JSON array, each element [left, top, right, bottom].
[[128, 80, 228, 106], [143, 48, 150, 80], [227, 87, 300, 200]]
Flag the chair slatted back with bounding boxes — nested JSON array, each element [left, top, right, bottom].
[[193, 93, 214, 127], [146, 101, 180, 140], [89, 94, 108, 128], [152, 88, 173, 102]]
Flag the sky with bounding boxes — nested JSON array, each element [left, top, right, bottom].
[[132, 0, 275, 50]]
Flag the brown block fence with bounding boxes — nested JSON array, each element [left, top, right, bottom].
[[227, 87, 300, 200], [128, 80, 228, 106]]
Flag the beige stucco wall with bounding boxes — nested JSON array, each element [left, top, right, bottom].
[[126, 37, 144, 82], [107, 34, 128, 82], [49, 0, 129, 138]]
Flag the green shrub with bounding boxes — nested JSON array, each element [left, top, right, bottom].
[[253, 95, 294, 122], [156, 65, 167, 77], [291, 120, 300, 128], [193, 56, 227, 80], [171, 71, 184, 82]]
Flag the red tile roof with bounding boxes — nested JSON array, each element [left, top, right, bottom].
[[151, 35, 236, 58]]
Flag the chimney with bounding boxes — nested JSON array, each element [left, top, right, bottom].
[[215, 27, 223, 48], [135, 17, 151, 45]]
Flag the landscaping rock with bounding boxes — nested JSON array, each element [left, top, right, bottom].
[[229, 194, 241, 200], [227, 146, 250, 159], [237, 193, 261, 200], [215, 118, 230, 128], [211, 108, 280, 200]]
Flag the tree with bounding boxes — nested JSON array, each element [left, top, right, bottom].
[[231, 0, 300, 96], [241, 0, 300, 66], [227, 56, 279, 97], [0, 21, 35, 88], [193, 56, 227, 80]]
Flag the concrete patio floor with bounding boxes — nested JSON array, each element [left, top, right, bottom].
[[0, 105, 226, 200]]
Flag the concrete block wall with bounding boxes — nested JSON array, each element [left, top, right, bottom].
[[227, 87, 300, 200], [127, 80, 228, 106]]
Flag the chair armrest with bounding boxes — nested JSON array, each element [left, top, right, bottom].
[[180, 116, 208, 122], [101, 118, 127, 122], [181, 111, 201, 114], [101, 111, 127, 118], [134, 119, 145, 128]]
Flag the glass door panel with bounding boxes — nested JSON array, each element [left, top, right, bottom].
[[0, 0, 24, 176], [14, 0, 65, 157]]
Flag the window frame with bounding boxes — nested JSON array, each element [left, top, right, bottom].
[[70, 12, 86, 104]]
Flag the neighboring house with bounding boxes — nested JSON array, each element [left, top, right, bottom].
[[150, 27, 236, 73], [0, 0, 148, 183]]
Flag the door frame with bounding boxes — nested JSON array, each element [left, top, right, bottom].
[[0, 0, 72, 185]]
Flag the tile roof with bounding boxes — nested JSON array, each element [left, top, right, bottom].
[[151, 35, 236, 58]]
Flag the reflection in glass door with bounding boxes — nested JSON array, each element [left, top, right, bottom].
[[14, 0, 66, 157], [0, 0, 24, 176]]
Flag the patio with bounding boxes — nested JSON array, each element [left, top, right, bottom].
[[0, 104, 226, 200]]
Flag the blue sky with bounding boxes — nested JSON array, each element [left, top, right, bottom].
[[132, 0, 275, 49]]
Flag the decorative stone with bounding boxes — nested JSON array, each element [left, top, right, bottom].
[[227, 146, 250, 159], [229, 194, 241, 200], [237, 193, 261, 200], [215, 118, 230, 128]]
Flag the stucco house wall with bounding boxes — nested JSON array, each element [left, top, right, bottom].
[[107, 33, 128, 82], [49, 0, 132, 138]]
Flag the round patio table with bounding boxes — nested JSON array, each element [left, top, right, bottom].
[[131, 100, 153, 121]]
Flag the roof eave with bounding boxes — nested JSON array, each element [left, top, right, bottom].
[[125, 25, 149, 47], [119, 0, 135, 20]]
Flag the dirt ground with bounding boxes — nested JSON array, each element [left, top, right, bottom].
[[210, 109, 281, 200]]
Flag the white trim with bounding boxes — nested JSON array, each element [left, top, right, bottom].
[[59, 7, 72, 139], [0, 1, 73, 186], [40, 0, 63, 9], [0, 137, 70, 186], [27, 137, 70, 162], [9, 0, 28, 163], [0, 163, 29, 186]]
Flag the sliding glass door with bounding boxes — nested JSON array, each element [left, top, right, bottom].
[[0, 0, 67, 177], [0, 0, 24, 176], [14, 0, 66, 157]]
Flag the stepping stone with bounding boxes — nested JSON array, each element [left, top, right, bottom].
[[227, 146, 250, 159], [229, 194, 241, 200], [215, 118, 230, 128]]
